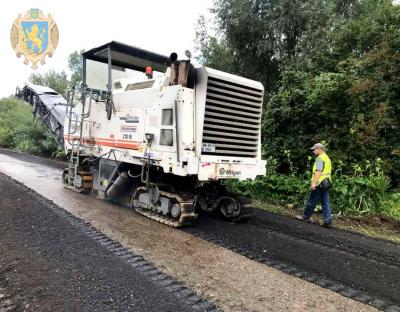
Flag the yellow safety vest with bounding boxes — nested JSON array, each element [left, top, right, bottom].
[[312, 153, 332, 185]]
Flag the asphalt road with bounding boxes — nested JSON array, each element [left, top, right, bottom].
[[0, 172, 213, 312]]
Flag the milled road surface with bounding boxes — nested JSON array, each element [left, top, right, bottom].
[[0, 149, 392, 311], [0, 173, 208, 312], [186, 212, 400, 308]]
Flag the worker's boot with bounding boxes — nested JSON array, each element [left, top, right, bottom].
[[295, 215, 314, 224], [321, 221, 332, 228]]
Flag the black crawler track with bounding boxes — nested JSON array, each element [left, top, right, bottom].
[[183, 213, 400, 312], [0, 173, 219, 312]]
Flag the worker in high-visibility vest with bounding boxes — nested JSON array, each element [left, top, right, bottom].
[[296, 143, 332, 228]]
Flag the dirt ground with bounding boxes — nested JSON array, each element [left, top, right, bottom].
[[0, 152, 380, 312]]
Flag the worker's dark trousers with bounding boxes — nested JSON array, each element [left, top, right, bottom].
[[304, 187, 332, 224]]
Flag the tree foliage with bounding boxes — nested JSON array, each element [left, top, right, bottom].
[[29, 69, 69, 96], [0, 97, 60, 156], [68, 50, 84, 89]]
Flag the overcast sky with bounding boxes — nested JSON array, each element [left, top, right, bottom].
[[0, 0, 213, 98]]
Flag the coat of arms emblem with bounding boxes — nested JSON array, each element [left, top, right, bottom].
[[10, 9, 59, 69]]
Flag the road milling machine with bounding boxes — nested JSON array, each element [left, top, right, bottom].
[[17, 41, 266, 227]]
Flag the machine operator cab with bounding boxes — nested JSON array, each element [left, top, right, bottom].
[[79, 41, 197, 162], [81, 41, 194, 115]]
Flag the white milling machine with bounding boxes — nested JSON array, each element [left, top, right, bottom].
[[62, 41, 266, 227]]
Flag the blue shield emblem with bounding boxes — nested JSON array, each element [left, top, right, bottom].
[[20, 21, 48, 55]]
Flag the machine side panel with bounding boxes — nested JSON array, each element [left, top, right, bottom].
[[194, 68, 208, 158]]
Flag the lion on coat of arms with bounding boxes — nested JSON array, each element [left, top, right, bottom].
[[21, 24, 47, 54]]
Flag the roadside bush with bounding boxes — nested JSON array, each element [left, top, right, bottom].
[[0, 97, 62, 157], [383, 194, 400, 220], [331, 159, 390, 215], [228, 157, 400, 220], [226, 158, 309, 207]]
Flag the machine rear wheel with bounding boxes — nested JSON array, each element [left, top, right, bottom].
[[219, 197, 242, 219]]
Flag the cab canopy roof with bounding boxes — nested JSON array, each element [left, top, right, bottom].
[[82, 41, 171, 73]]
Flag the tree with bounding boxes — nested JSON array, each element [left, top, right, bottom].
[[29, 69, 69, 96], [196, 0, 348, 93], [264, 35, 400, 182], [68, 50, 84, 89]]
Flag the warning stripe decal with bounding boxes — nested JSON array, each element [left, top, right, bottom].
[[64, 136, 140, 150]]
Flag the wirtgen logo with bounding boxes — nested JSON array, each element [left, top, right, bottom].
[[10, 8, 59, 69], [219, 168, 241, 177]]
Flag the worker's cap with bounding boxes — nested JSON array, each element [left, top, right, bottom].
[[310, 143, 325, 150]]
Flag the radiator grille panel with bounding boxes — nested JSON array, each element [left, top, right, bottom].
[[202, 76, 263, 158]]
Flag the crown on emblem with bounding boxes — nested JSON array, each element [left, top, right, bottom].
[[30, 8, 39, 18]]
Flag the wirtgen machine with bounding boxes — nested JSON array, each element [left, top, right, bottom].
[[17, 41, 266, 227]]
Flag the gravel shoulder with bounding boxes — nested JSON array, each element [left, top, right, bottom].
[[0, 151, 380, 312]]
